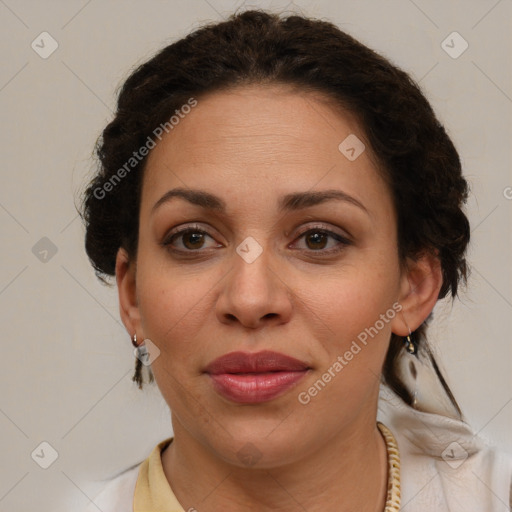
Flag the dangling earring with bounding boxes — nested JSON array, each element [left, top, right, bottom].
[[403, 326, 419, 408], [131, 334, 144, 390], [131, 334, 155, 389], [404, 328, 417, 355]]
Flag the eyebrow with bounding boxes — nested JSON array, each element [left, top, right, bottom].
[[151, 187, 369, 215]]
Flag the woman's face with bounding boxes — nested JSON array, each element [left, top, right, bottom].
[[121, 84, 413, 467]]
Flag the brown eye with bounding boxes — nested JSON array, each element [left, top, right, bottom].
[[162, 225, 220, 253], [304, 231, 329, 250], [181, 231, 207, 250], [292, 226, 352, 256]]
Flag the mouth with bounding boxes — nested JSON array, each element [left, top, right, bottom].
[[204, 350, 311, 404]]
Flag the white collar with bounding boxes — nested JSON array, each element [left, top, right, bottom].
[[377, 384, 485, 459]]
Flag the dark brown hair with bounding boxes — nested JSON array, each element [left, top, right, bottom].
[[80, 9, 470, 411]]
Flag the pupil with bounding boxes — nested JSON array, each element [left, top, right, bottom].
[[308, 232, 326, 249], [185, 233, 203, 249]]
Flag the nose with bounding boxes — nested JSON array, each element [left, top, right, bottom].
[[215, 243, 293, 329]]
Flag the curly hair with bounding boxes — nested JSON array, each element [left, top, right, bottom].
[[80, 9, 470, 409]]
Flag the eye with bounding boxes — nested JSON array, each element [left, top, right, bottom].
[[161, 223, 351, 257], [162, 224, 221, 252], [291, 225, 351, 255]]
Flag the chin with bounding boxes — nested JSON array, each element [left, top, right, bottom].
[[206, 421, 309, 469]]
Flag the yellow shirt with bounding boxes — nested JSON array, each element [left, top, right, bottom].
[[133, 437, 185, 512], [85, 386, 512, 512], [134, 425, 401, 512]]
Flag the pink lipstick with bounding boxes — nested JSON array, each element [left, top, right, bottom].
[[204, 350, 310, 404]]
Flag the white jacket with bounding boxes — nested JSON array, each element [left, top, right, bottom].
[[84, 386, 512, 511]]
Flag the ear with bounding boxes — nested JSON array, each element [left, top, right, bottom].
[[115, 247, 142, 338], [390, 250, 443, 336]]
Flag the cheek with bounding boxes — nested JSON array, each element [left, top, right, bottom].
[[310, 263, 398, 336], [301, 278, 398, 403], [136, 269, 213, 367]]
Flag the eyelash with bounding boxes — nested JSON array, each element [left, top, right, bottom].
[[161, 223, 352, 257]]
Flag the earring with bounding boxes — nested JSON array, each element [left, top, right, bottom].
[[132, 334, 149, 360], [404, 328, 417, 355], [403, 327, 418, 408], [131, 334, 144, 390], [130, 334, 155, 390]]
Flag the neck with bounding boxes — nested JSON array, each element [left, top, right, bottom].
[[161, 412, 388, 512]]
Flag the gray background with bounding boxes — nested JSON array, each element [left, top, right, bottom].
[[0, 0, 510, 510]]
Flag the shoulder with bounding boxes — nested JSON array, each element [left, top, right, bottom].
[[82, 464, 140, 512], [378, 386, 512, 511]]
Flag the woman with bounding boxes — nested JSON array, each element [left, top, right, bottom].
[[80, 9, 512, 511]]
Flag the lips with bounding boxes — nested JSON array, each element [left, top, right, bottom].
[[204, 350, 310, 374], [204, 350, 311, 404]]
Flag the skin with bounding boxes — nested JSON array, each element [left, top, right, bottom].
[[116, 84, 442, 512]]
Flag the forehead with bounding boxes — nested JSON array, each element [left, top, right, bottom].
[[141, 84, 390, 215], [146, 84, 365, 162]]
